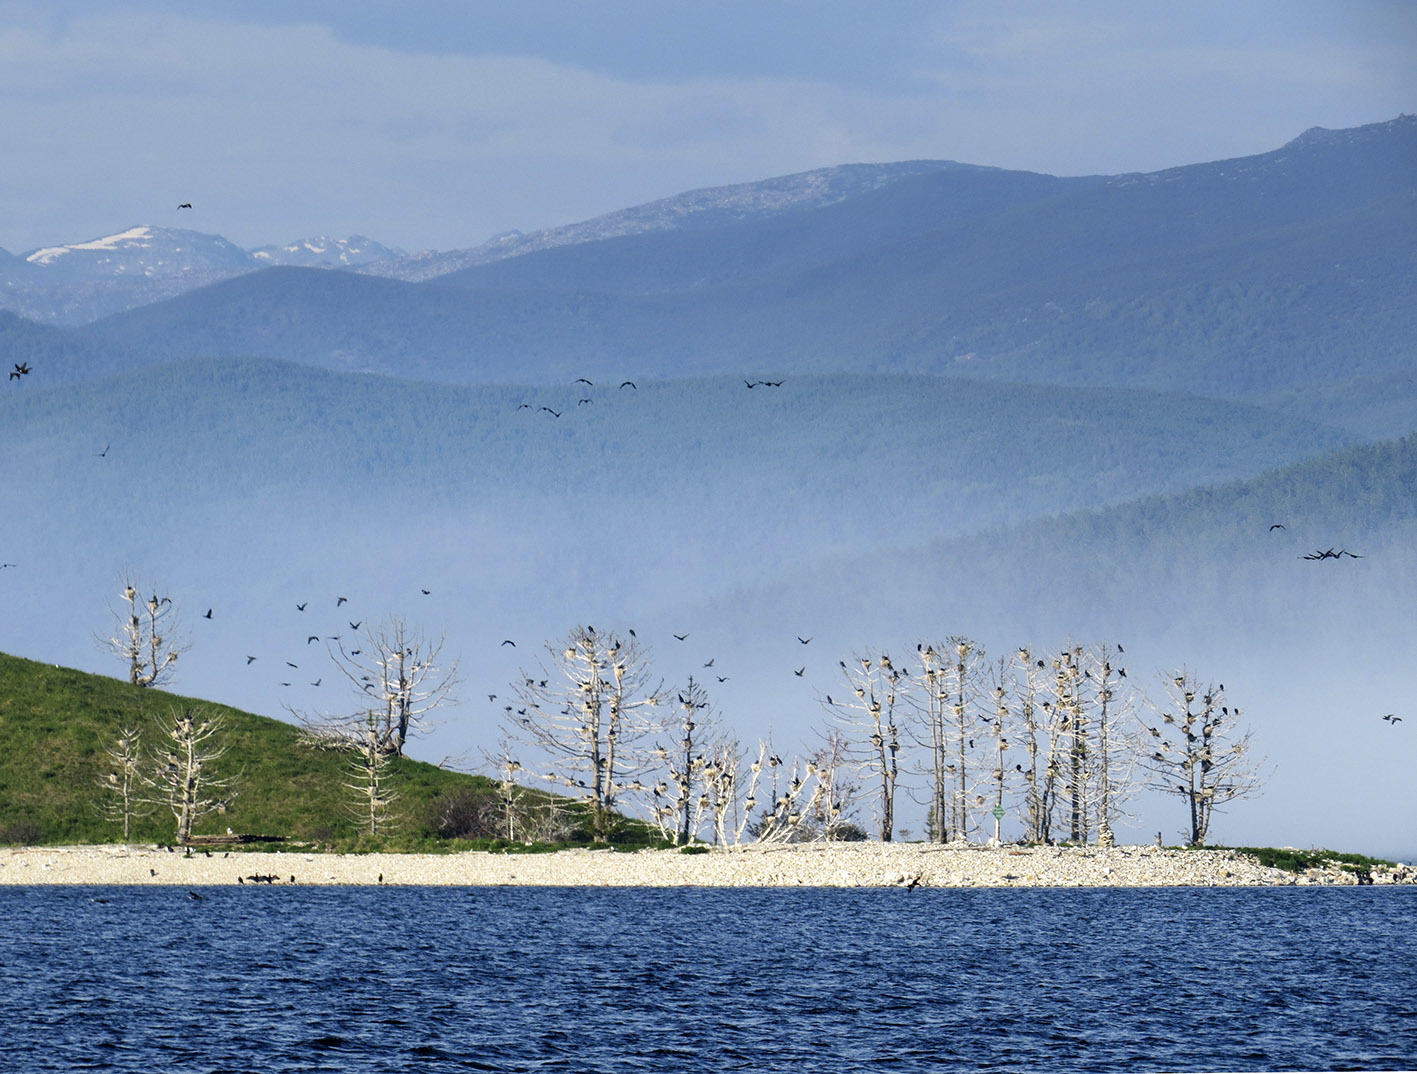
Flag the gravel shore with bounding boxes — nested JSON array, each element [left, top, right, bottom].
[[2, 842, 1410, 887]]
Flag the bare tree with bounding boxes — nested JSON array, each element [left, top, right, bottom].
[[143, 706, 237, 844], [1012, 646, 1063, 843], [911, 637, 987, 843], [1081, 643, 1148, 846], [653, 676, 714, 845], [1142, 671, 1270, 846], [100, 576, 187, 688], [509, 625, 667, 843], [97, 725, 149, 839], [343, 710, 400, 837], [326, 616, 458, 757], [822, 651, 904, 840]]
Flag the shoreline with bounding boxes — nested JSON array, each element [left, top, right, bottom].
[[2, 842, 1411, 888]]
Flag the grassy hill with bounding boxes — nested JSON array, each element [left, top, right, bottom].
[[0, 651, 532, 848]]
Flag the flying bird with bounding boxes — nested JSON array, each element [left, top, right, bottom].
[[246, 655, 257, 664], [336, 596, 347, 606], [501, 639, 516, 647], [673, 633, 689, 641], [96, 444, 110, 457], [177, 203, 193, 209], [296, 602, 307, 611], [203, 609, 212, 619], [540, 407, 562, 418], [798, 636, 813, 645], [349, 621, 361, 630], [1382, 713, 1403, 724], [1269, 523, 1286, 531], [10, 362, 31, 380], [794, 667, 805, 677], [575, 378, 593, 386], [421, 588, 431, 595], [619, 381, 636, 390], [307, 635, 319, 644]]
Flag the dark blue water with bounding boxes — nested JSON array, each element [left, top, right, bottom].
[[1, 886, 1414, 1072]]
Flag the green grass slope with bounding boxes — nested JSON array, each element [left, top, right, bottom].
[[0, 651, 501, 847]]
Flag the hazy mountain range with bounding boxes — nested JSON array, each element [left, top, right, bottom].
[[3, 115, 1414, 855]]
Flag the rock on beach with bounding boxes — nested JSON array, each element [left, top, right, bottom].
[[1, 843, 1408, 888]]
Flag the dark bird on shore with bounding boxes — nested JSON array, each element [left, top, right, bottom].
[[798, 636, 813, 645], [177, 203, 192, 209], [673, 633, 689, 641], [794, 667, 805, 676], [203, 609, 212, 619], [10, 362, 31, 380], [905, 874, 923, 891], [619, 381, 636, 390], [296, 602, 307, 611]]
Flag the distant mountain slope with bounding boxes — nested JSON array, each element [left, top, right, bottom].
[[359, 160, 974, 281], [0, 356, 1354, 721], [9, 116, 1409, 403]]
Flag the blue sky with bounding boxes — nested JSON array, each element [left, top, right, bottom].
[[1, 0, 1413, 252]]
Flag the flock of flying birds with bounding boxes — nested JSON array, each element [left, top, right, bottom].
[[513, 375, 784, 419], [1, 254, 1402, 729]]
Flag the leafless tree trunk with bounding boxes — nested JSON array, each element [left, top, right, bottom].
[[343, 710, 400, 837], [509, 625, 667, 843], [144, 706, 236, 844], [100, 576, 187, 688], [655, 676, 713, 845], [1142, 671, 1270, 846], [326, 616, 458, 757], [1012, 647, 1061, 843], [98, 725, 148, 839], [822, 651, 903, 840], [913, 637, 986, 842]]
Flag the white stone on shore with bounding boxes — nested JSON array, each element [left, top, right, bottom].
[[1, 843, 1410, 888]]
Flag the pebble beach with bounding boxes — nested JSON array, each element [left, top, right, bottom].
[[3, 842, 1410, 887]]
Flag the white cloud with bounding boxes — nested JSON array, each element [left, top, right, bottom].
[[0, 6, 1410, 252]]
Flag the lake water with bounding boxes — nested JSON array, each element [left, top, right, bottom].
[[1, 885, 1414, 1072]]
